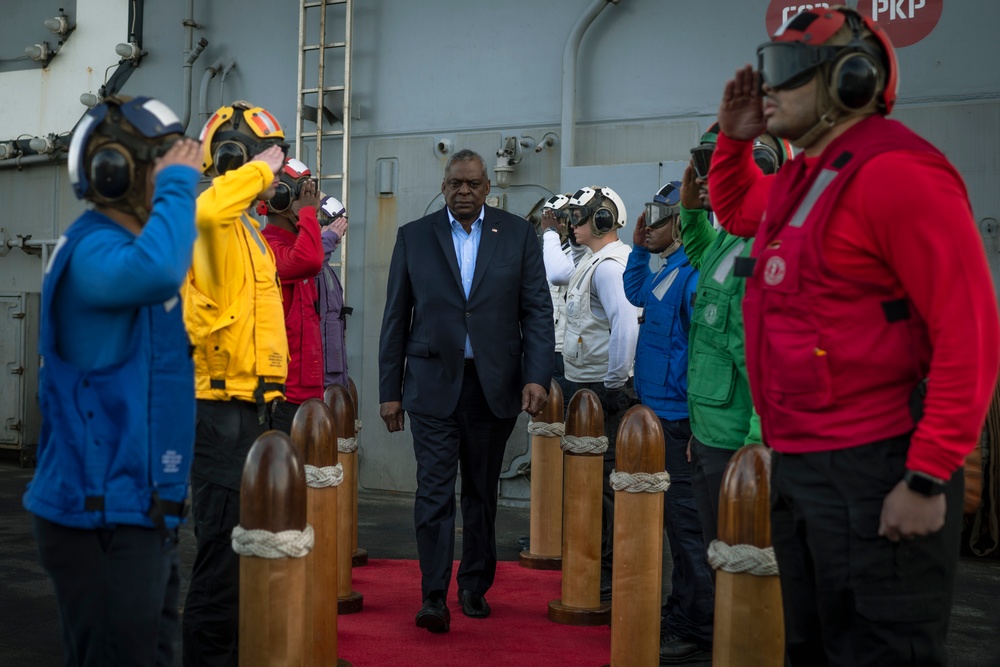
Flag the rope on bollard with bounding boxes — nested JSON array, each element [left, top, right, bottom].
[[707, 539, 779, 576], [528, 420, 566, 437], [232, 524, 315, 559], [355, 419, 362, 434], [560, 434, 609, 455], [305, 463, 344, 488], [610, 469, 671, 493], [338, 436, 358, 453]]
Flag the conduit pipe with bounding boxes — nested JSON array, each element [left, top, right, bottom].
[[0, 153, 67, 171], [181, 0, 208, 132], [199, 59, 226, 121], [560, 0, 621, 182]]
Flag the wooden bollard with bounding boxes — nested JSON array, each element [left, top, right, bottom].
[[325, 384, 364, 614], [712, 445, 784, 667], [548, 388, 611, 625], [236, 432, 309, 667], [609, 405, 666, 666], [290, 399, 351, 667], [347, 377, 368, 567], [520, 378, 565, 570]]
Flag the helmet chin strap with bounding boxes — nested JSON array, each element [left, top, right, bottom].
[[790, 80, 841, 150]]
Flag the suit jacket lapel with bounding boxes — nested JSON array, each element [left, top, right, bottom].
[[469, 207, 499, 301], [433, 211, 465, 297]]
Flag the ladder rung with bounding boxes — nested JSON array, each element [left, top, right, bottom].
[[318, 174, 344, 181], [300, 86, 346, 94], [300, 130, 345, 138], [304, 0, 347, 7], [302, 42, 347, 52]]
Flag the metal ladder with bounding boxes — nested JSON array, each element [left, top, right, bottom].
[[295, 0, 353, 292]]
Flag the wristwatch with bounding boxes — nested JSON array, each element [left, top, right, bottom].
[[903, 470, 947, 497]]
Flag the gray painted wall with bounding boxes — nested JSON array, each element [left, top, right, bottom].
[[1, 0, 998, 498]]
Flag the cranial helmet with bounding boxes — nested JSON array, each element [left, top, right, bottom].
[[757, 5, 898, 147], [690, 122, 721, 179], [752, 134, 795, 175], [568, 186, 627, 238], [644, 181, 681, 230], [256, 157, 311, 216], [319, 195, 347, 222], [68, 95, 184, 223], [542, 193, 572, 219], [199, 101, 287, 177]]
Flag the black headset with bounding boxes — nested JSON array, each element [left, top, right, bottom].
[[593, 206, 616, 234], [88, 110, 173, 202], [827, 12, 885, 113]]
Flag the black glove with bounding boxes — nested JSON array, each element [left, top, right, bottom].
[[597, 386, 626, 417]]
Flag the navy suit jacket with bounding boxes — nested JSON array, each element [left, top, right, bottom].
[[378, 205, 554, 419]]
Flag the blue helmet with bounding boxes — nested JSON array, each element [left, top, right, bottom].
[[68, 96, 183, 218], [644, 181, 681, 230]]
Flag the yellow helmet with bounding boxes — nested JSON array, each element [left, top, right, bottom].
[[198, 100, 287, 177]]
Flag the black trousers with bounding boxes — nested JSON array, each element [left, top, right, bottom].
[[689, 435, 737, 548], [771, 436, 963, 667], [183, 399, 268, 667], [660, 418, 715, 647], [269, 399, 300, 436], [34, 516, 180, 667], [408, 362, 518, 600]]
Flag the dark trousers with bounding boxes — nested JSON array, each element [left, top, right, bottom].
[[771, 436, 963, 667], [660, 418, 715, 647], [269, 399, 300, 435], [34, 516, 180, 667], [690, 435, 737, 548], [552, 351, 573, 414], [408, 362, 518, 600], [183, 400, 268, 667]]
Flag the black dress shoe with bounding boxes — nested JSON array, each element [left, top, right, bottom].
[[659, 634, 710, 664], [415, 596, 450, 633], [457, 589, 491, 618]]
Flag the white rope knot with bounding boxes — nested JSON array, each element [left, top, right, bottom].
[[338, 436, 358, 453], [610, 469, 671, 493], [231, 524, 315, 559], [528, 420, 565, 437], [305, 463, 344, 488], [354, 418, 362, 434], [560, 434, 608, 455], [707, 539, 779, 576]]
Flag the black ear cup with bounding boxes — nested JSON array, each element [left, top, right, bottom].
[[213, 141, 248, 176], [593, 207, 615, 234], [90, 147, 133, 200], [832, 53, 880, 110]]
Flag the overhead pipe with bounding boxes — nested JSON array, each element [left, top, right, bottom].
[[560, 0, 621, 186], [181, 0, 208, 132], [199, 59, 226, 121]]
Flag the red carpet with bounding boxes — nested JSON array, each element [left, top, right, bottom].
[[338, 559, 611, 666]]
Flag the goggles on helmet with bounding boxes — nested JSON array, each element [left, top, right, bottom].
[[568, 206, 594, 227], [690, 145, 715, 179], [757, 42, 842, 91], [752, 142, 781, 176], [210, 131, 289, 176], [644, 202, 679, 230]]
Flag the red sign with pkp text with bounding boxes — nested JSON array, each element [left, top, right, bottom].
[[857, 0, 943, 47]]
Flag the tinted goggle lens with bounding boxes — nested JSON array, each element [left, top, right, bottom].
[[690, 145, 715, 179], [214, 142, 247, 175], [752, 145, 780, 175], [644, 202, 679, 229], [757, 42, 835, 91], [569, 207, 592, 227]]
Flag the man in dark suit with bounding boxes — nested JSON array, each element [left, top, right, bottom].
[[379, 149, 554, 633]]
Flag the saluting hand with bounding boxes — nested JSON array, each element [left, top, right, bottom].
[[292, 178, 321, 215], [719, 64, 767, 141], [252, 145, 285, 175], [153, 138, 203, 178], [680, 164, 702, 211]]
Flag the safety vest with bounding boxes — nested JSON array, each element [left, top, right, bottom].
[[687, 232, 758, 449], [744, 115, 946, 452], [563, 240, 633, 383], [25, 213, 193, 530], [633, 246, 698, 420], [183, 211, 288, 407]]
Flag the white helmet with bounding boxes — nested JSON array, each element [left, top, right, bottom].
[[543, 193, 572, 212], [568, 186, 627, 237], [319, 194, 346, 222]]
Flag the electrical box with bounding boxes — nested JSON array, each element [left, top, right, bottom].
[[0, 293, 41, 467]]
